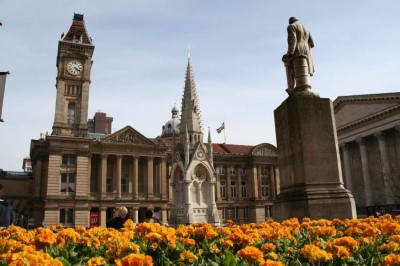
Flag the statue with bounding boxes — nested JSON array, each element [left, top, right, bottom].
[[283, 17, 315, 94]]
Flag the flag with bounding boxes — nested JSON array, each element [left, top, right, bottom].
[[216, 122, 225, 134], [0, 72, 10, 122]]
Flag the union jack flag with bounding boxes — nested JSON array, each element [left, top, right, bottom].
[[216, 122, 225, 134]]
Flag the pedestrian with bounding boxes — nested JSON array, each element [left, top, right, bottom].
[[0, 199, 14, 228], [144, 209, 155, 223], [106, 206, 128, 230]]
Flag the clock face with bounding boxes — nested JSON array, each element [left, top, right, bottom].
[[66, 60, 83, 75]]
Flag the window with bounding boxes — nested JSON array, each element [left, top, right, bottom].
[[229, 167, 236, 176], [243, 207, 249, 219], [106, 178, 112, 193], [261, 177, 270, 198], [241, 180, 248, 198], [60, 209, 74, 225], [231, 180, 237, 198], [67, 103, 76, 124], [219, 167, 226, 176], [121, 177, 127, 193], [265, 206, 271, 218], [261, 166, 269, 176], [233, 207, 239, 219], [62, 154, 76, 166], [222, 208, 227, 220], [61, 173, 76, 192], [220, 180, 226, 198], [239, 167, 246, 176]]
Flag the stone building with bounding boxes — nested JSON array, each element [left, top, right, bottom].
[[334, 92, 400, 216], [26, 14, 279, 228]]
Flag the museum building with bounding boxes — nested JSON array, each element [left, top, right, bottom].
[[26, 14, 279, 228]]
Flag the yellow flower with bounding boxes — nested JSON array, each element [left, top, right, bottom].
[[384, 253, 400, 266], [180, 251, 198, 264], [183, 238, 196, 246], [116, 253, 153, 266], [87, 256, 107, 266], [260, 260, 285, 266], [300, 244, 333, 264], [237, 246, 264, 264]]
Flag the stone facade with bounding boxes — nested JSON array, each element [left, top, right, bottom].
[[334, 92, 400, 216]]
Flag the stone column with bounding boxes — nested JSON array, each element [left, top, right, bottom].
[[252, 166, 259, 198], [237, 169, 242, 199], [340, 143, 354, 193], [34, 158, 42, 197], [161, 158, 167, 200], [269, 165, 276, 198], [257, 166, 262, 199], [375, 132, 393, 204], [162, 208, 168, 224], [100, 207, 107, 227], [132, 208, 139, 224], [274, 165, 280, 195], [226, 166, 232, 200], [101, 154, 108, 198], [116, 155, 122, 198], [133, 156, 138, 199], [356, 138, 373, 206], [87, 155, 92, 195], [215, 166, 221, 201], [147, 157, 154, 198]]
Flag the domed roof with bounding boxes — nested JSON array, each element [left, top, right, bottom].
[[161, 105, 180, 137]]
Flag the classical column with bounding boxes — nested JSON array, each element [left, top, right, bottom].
[[269, 165, 276, 199], [132, 208, 139, 224], [274, 165, 280, 195], [257, 165, 262, 199], [116, 155, 122, 198], [133, 156, 138, 199], [162, 208, 168, 224], [341, 143, 354, 193], [237, 169, 242, 199], [215, 166, 221, 201], [252, 166, 259, 198], [356, 138, 372, 206], [147, 157, 154, 198], [87, 155, 92, 195], [161, 158, 167, 200], [34, 158, 42, 197], [226, 166, 232, 200], [101, 154, 108, 198], [100, 207, 107, 227], [375, 132, 393, 204]]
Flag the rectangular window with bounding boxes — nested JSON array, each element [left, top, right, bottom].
[[233, 207, 239, 219], [261, 177, 270, 198], [231, 180, 237, 198], [261, 166, 269, 176], [220, 180, 226, 198], [239, 167, 246, 176], [60, 209, 74, 225], [106, 178, 112, 193], [60, 173, 76, 192], [62, 154, 77, 166], [265, 206, 271, 218], [67, 102, 76, 125], [230, 167, 236, 176], [241, 180, 248, 198], [222, 208, 227, 220], [219, 167, 226, 176], [244, 207, 249, 219], [121, 177, 127, 193]]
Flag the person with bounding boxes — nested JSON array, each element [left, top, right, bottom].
[[144, 209, 155, 223], [0, 199, 14, 228], [106, 206, 128, 230], [283, 17, 315, 92]]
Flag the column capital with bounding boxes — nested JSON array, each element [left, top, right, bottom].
[[101, 154, 108, 159], [373, 131, 385, 139], [355, 137, 366, 146]]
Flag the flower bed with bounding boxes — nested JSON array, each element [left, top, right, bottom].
[[1, 215, 400, 265]]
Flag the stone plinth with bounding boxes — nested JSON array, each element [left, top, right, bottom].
[[273, 94, 356, 221]]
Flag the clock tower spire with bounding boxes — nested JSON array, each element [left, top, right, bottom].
[[52, 13, 94, 137]]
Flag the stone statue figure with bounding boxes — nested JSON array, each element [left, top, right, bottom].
[[283, 17, 315, 94]]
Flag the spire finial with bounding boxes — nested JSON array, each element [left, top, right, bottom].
[[187, 44, 191, 60]]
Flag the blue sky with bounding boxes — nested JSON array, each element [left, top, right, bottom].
[[1, 1, 399, 171]]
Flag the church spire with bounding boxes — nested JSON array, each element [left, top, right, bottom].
[[179, 52, 203, 147]]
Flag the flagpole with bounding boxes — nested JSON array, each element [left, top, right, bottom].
[[223, 120, 226, 144]]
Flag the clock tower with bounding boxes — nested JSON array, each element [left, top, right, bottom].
[[52, 13, 94, 137]]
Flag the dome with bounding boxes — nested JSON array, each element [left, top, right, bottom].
[[161, 105, 180, 137]]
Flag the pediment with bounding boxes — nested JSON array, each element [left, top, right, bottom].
[[101, 126, 155, 145], [251, 143, 277, 156], [334, 93, 400, 129]]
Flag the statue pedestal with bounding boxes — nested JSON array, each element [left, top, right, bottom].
[[273, 95, 356, 221]]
